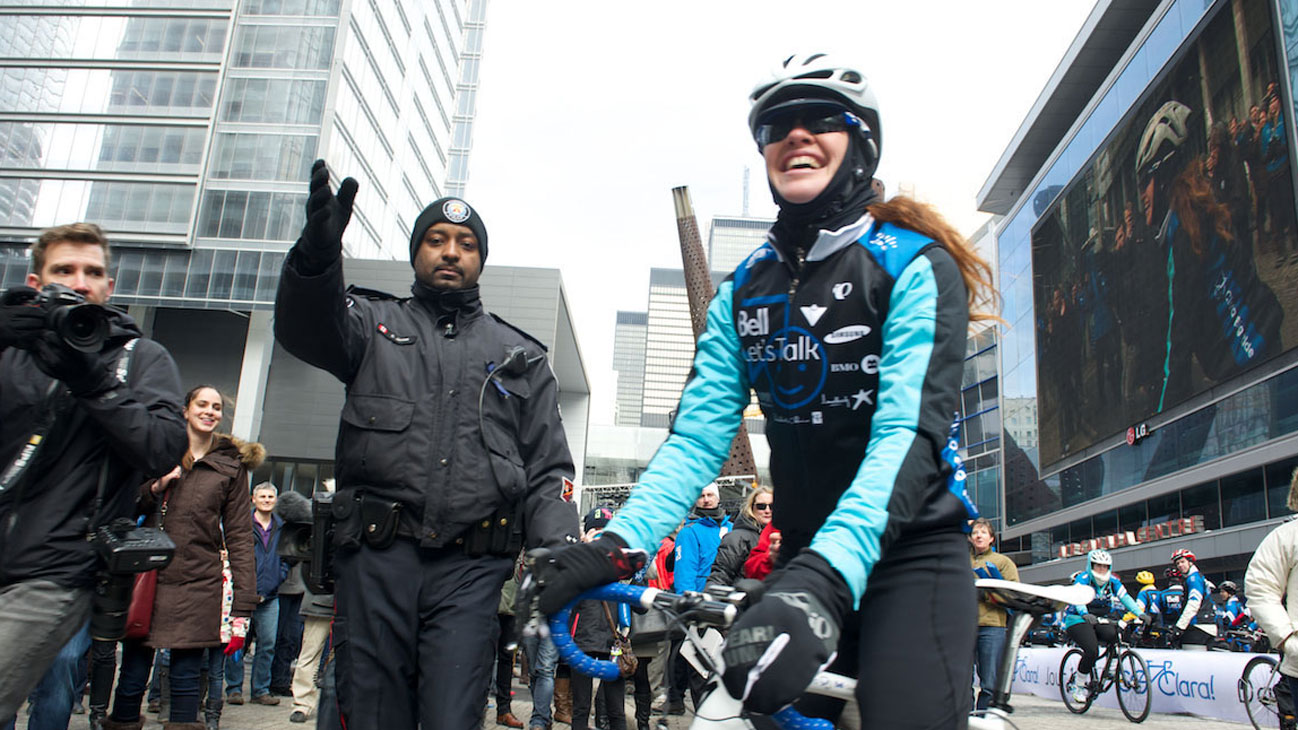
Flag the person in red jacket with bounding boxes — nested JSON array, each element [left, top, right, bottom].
[[744, 524, 782, 581]]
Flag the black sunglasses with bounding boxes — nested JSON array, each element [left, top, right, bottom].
[[756, 107, 865, 150], [753, 502, 773, 511]]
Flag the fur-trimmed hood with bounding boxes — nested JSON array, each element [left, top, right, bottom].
[[226, 434, 266, 469], [203, 434, 266, 479]]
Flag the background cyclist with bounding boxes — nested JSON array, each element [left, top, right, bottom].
[[1061, 549, 1148, 703], [530, 52, 995, 727], [1168, 549, 1216, 649]]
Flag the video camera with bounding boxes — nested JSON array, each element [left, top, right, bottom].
[[7, 283, 111, 353], [89, 518, 175, 641], [278, 492, 336, 594]]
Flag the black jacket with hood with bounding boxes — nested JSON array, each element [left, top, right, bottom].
[[0, 310, 185, 588], [707, 513, 762, 587]]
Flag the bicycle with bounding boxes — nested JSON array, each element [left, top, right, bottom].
[[1238, 652, 1297, 730], [1058, 617, 1151, 723], [539, 576, 1094, 729]]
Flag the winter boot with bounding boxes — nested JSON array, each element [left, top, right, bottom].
[[552, 676, 572, 725], [204, 706, 222, 730], [161, 723, 208, 730]]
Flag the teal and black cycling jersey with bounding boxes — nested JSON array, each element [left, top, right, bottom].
[[605, 211, 976, 605], [1062, 571, 1141, 628]]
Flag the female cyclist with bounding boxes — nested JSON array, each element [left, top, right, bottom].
[[533, 53, 994, 727], [1061, 550, 1148, 703]]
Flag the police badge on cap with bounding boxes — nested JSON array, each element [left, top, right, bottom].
[[409, 197, 489, 266]]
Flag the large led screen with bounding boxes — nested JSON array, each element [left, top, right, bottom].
[[1032, 0, 1298, 469]]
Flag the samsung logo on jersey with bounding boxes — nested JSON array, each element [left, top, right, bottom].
[[744, 335, 821, 363], [823, 325, 872, 344]]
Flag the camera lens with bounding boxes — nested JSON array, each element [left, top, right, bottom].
[[88, 571, 135, 641], [50, 304, 110, 353]]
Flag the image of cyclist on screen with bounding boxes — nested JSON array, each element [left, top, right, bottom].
[[530, 53, 995, 727], [1059, 549, 1148, 704]]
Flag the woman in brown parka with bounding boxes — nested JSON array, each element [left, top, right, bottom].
[[101, 385, 262, 730]]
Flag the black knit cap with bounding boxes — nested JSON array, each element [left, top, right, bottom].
[[408, 197, 489, 266]]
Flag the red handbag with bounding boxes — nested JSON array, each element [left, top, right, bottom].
[[124, 570, 158, 639]]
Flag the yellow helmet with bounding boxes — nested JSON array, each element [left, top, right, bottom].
[[1136, 570, 1155, 586]]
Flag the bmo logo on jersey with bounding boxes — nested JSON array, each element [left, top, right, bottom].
[[737, 308, 769, 337], [830, 353, 881, 374]]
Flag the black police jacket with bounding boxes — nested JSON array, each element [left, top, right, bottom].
[[274, 251, 579, 550], [0, 311, 186, 588]]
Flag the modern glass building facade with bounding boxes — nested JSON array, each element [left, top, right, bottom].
[[613, 310, 646, 427], [981, 0, 1298, 582], [707, 215, 773, 276]]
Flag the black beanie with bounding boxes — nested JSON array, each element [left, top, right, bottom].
[[409, 197, 489, 266]]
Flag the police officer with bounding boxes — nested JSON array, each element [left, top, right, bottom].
[[274, 160, 579, 729]]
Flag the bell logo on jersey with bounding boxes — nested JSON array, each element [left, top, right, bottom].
[[737, 308, 769, 337]]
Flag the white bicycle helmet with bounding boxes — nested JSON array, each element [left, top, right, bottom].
[[748, 52, 881, 164], [1135, 100, 1192, 182], [1088, 549, 1112, 583]]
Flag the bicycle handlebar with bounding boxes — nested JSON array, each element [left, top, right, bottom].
[[546, 583, 834, 730]]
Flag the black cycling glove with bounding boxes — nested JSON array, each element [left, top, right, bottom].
[[534, 532, 645, 616], [1082, 613, 1099, 626], [720, 551, 851, 715], [1141, 613, 1156, 626], [0, 286, 45, 351], [31, 331, 115, 396], [295, 159, 359, 275]]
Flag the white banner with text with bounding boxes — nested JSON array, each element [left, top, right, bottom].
[[1010, 647, 1268, 724]]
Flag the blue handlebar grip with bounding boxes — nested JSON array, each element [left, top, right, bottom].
[[772, 706, 835, 730], [547, 583, 647, 682]]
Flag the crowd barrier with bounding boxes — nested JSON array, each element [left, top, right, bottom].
[[1010, 646, 1269, 724]]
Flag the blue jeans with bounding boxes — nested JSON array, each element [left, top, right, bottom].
[[521, 632, 558, 729], [147, 649, 170, 703], [226, 596, 279, 698], [113, 643, 205, 722], [974, 625, 1007, 711], [0, 622, 91, 730]]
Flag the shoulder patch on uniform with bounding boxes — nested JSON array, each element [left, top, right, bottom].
[[344, 284, 402, 301], [858, 221, 938, 281], [490, 313, 549, 352]]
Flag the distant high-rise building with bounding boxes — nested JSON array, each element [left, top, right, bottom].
[[613, 310, 647, 427], [0, 0, 487, 275], [706, 215, 772, 275]]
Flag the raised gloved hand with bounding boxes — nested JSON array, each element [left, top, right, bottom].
[[225, 617, 249, 656], [1082, 613, 1099, 626], [0, 286, 44, 351], [720, 551, 851, 715], [31, 331, 114, 395], [296, 159, 359, 274], [532, 532, 646, 616]]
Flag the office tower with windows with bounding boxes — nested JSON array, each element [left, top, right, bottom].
[[613, 310, 646, 427], [707, 215, 772, 275]]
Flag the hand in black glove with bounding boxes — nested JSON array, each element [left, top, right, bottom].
[[0, 286, 44, 350], [1083, 613, 1099, 626], [1141, 613, 1156, 626], [296, 159, 359, 274], [533, 532, 646, 616], [31, 331, 114, 396], [1166, 624, 1184, 647], [720, 551, 851, 715]]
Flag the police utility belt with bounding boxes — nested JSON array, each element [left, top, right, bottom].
[[333, 490, 523, 556]]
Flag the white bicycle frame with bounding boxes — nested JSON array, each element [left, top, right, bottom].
[[683, 579, 1096, 730]]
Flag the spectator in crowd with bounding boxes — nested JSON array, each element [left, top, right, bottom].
[[288, 481, 335, 725], [0, 222, 185, 725], [99, 385, 261, 730], [744, 523, 781, 581], [270, 563, 306, 699], [674, 484, 731, 593], [225, 483, 288, 705], [969, 518, 1019, 712], [1246, 468, 1298, 704], [644, 528, 678, 717], [516, 549, 560, 730], [707, 487, 772, 588], [568, 509, 628, 730], [493, 568, 524, 728]]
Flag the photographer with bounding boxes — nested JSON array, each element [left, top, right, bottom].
[[0, 223, 186, 721], [273, 161, 579, 728]]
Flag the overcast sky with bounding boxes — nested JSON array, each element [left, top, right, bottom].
[[466, 0, 1096, 424]]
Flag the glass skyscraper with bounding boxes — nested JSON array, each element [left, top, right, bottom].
[[0, 0, 488, 297]]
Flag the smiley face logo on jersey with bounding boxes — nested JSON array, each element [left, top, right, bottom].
[[743, 325, 828, 410]]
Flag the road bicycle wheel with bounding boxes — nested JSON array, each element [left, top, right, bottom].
[[1240, 654, 1282, 730], [1116, 649, 1151, 723], [1059, 647, 1094, 714]]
